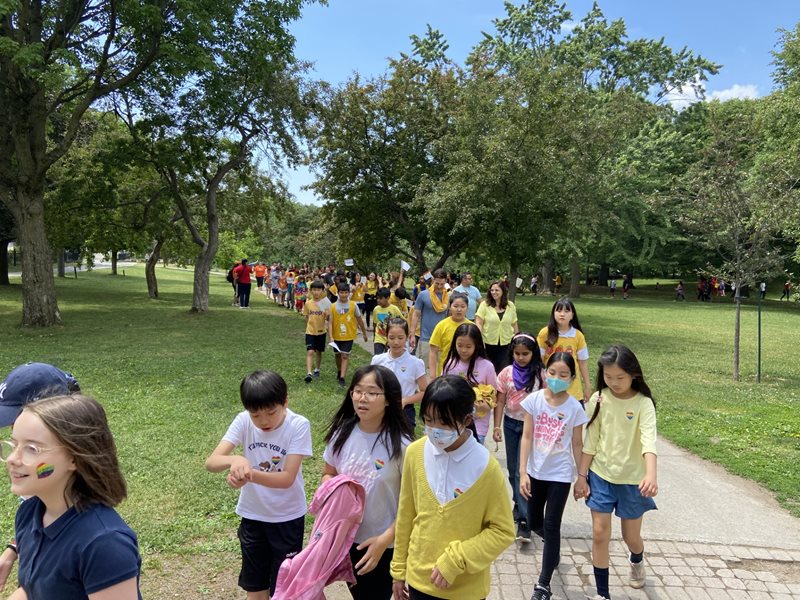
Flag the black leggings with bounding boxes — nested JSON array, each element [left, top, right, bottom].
[[364, 294, 377, 327], [528, 476, 571, 587], [348, 543, 393, 600]]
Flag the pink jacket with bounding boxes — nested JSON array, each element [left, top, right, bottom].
[[273, 474, 366, 600]]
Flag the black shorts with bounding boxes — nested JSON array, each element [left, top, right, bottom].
[[238, 515, 304, 594], [305, 333, 326, 352], [332, 339, 353, 354]]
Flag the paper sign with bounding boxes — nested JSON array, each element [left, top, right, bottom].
[[400, 260, 411, 272], [344, 258, 354, 267], [423, 271, 432, 281], [516, 277, 523, 288], [328, 341, 341, 352]]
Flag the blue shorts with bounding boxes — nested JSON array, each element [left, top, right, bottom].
[[586, 470, 657, 520]]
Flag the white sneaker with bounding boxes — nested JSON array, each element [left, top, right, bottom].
[[585, 595, 610, 600], [629, 559, 646, 588]]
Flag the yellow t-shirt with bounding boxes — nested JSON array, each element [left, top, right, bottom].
[[536, 326, 589, 399], [372, 304, 403, 344], [389, 292, 409, 320], [429, 317, 473, 376], [352, 282, 365, 302], [331, 301, 358, 341], [303, 298, 328, 335], [366, 280, 378, 295], [583, 390, 658, 485]]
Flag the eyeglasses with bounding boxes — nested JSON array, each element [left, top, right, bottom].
[[0, 440, 63, 466], [351, 389, 385, 401]]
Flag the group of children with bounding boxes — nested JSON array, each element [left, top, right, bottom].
[[208, 283, 659, 600]]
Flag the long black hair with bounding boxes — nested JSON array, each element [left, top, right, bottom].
[[545, 297, 584, 349], [420, 375, 475, 430], [324, 365, 414, 460], [587, 344, 655, 428], [507, 333, 545, 392], [442, 323, 487, 384]]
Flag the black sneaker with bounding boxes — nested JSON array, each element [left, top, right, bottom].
[[516, 519, 531, 542], [304, 373, 313, 383], [338, 377, 346, 387], [531, 584, 552, 600], [313, 370, 320, 378]]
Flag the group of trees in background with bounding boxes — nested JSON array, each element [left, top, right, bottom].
[[2, 0, 800, 330]]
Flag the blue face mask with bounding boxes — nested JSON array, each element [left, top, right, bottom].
[[546, 377, 571, 393], [425, 426, 461, 450]]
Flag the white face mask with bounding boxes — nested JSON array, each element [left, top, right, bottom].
[[425, 426, 461, 450]]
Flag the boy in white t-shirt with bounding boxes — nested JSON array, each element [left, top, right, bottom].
[[205, 370, 313, 600]]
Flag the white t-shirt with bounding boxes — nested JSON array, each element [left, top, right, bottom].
[[371, 351, 426, 398], [223, 409, 312, 522], [520, 390, 588, 483], [423, 435, 489, 505], [323, 425, 410, 545]]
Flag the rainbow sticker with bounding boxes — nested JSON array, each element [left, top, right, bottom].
[[36, 463, 54, 479], [556, 412, 565, 421], [271, 455, 281, 465], [374, 459, 385, 470], [453, 487, 464, 498], [626, 411, 634, 421]]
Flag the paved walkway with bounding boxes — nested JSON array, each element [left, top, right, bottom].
[[288, 297, 800, 599]]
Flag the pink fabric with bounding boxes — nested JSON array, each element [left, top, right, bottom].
[[272, 475, 366, 600]]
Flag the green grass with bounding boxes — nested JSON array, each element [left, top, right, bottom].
[[0, 266, 798, 595]]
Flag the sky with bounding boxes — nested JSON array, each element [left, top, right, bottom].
[[285, 0, 800, 204]]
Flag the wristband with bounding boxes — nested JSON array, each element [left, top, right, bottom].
[[577, 473, 588, 479], [6, 543, 17, 554], [493, 427, 501, 431]]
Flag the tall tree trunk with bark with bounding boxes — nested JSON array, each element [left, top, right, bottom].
[[569, 257, 581, 298], [0, 240, 9, 285], [541, 260, 553, 295], [110, 250, 118, 275], [57, 250, 65, 278], [146, 238, 165, 299]]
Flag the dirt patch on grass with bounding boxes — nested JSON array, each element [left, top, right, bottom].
[[141, 551, 241, 598], [735, 558, 800, 583]]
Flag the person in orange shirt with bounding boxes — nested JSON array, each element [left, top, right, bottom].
[[254, 262, 267, 291]]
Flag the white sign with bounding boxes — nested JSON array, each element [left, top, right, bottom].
[[400, 260, 411, 272], [344, 258, 354, 267]]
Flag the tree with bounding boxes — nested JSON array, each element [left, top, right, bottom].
[[0, 199, 14, 285], [0, 0, 181, 325], [679, 100, 785, 380]]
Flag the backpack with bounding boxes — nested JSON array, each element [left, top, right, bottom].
[[226, 269, 234, 283]]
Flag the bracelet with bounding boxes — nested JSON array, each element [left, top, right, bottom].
[[577, 473, 588, 479], [493, 427, 501, 431], [6, 543, 17, 554]]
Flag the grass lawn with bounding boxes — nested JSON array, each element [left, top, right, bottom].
[[0, 266, 798, 597]]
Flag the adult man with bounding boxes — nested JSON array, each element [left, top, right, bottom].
[[409, 269, 449, 372], [453, 272, 482, 321]]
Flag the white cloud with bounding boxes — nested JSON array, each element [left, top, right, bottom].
[[707, 84, 759, 102], [663, 85, 703, 110], [560, 21, 578, 34]]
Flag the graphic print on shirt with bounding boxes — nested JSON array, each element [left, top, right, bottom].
[[375, 311, 390, 339], [249, 440, 288, 473], [534, 411, 567, 454], [544, 343, 575, 360]]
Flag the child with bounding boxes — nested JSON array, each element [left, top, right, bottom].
[[491, 332, 546, 542], [270, 265, 280, 302], [3, 395, 142, 599], [303, 280, 331, 383], [328, 277, 369, 387], [254, 261, 267, 291], [536, 297, 591, 403], [373, 287, 404, 355], [428, 292, 471, 377], [294, 274, 308, 313], [286, 268, 295, 310], [277, 270, 288, 307], [390, 286, 410, 321], [352, 272, 366, 315], [675, 281, 685, 301], [441, 323, 497, 444], [371, 317, 427, 427], [205, 371, 312, 600], [321, 365, 415, 599], [364, 273, 379, 330], [390, 376, 515, 600], [518, 353, 588, 600], [576, 345, 658, 600]]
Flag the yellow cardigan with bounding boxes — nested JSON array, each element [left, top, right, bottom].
[[389, 438, 515, 599]]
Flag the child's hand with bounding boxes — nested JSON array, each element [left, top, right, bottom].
[[519, 472, 531, 500], [355, 532, 391, 575], [229, 456, 252, 481], [226, 472, 248, 489], [392, 580, 408, 600], [574, 477, 589, 501], [492, 427, 502, 443], [639, 474, 658, 498], [430, 566, 450, 589]]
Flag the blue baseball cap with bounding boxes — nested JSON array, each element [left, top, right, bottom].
[[0, 363, 79, 427]]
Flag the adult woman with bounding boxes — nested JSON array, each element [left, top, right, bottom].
[[364, 272, 379, 330], [475, 281, 519, 374], [3, 395, 141, 600]]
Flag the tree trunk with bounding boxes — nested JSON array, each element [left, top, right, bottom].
[[569, 257, 581, 298], [598, 263, 610, 287], [57, 249, 65, 278], [733, 288, 741, 381], [541, 261, 553, 295], [146, 238, 164, 299], [189, 188, 221, 313], [110, 249, 118, 275], [0, 239, 9, 285], [12, 191, 62, 326], [507, 262, 520, 303]]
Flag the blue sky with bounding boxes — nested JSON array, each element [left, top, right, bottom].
[[286, 0, 800, 204]]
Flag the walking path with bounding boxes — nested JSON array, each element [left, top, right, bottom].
[[287, 297, 800, 599]]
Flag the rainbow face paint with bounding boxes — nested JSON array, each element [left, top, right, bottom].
[[36, 463, 55, 479]]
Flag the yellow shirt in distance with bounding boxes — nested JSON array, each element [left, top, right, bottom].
[[429, 317, 473, 376]]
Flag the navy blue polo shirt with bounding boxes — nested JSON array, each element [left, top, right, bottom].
[[15, 497, 142, 599]]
